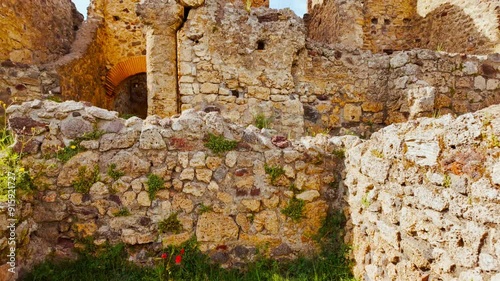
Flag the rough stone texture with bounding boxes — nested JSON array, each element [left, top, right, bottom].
[[345, 104, 500, 280], [307, 0, 500, 54], [0, 0, 83, 64], [2, 100, 342, 274]]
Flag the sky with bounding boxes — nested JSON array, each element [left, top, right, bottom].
[[71, 0, 307, 19]]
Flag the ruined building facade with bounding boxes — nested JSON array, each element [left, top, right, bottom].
[[0, 0, 500, 280]]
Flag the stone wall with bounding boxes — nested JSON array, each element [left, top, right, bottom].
[[306, 0, 500, 54], [177, 0, 500, 139], [345, 104, 500, 280], [0, 62, 60, 113], [0, 0, 83, 64], [1, 100, 347, 277], [177, 2, 307, 137], [54, 18, 111, 110]]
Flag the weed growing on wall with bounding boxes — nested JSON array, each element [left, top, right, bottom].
[[254, 113, 272, 129], [0, 102, 34, 200], [204, 133, 238, 154], [107, 163, 124, 180], [113, 207, 131, 217], [56, 127, 105, 162], [281, 197, 305, 222], [158, 213, 183, 234], [264, 164, 285, 185], [72, 165, 100, 194], [147, 173, 164, 200]]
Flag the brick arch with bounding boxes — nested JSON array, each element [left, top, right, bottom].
[[105, 56, 147, 97]]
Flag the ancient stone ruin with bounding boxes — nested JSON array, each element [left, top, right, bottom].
[[0, 0, 499, 280]]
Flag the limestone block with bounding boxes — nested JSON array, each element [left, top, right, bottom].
[[57, 151, 99, 187], [85, 106, 118, 120], [140, 127, 167, 149], [200, 83, 219, 94], [247, 86, 270, 100], [486, 79, 499, 90], [196, 168, 213, 183], [137, 191, 151, 206], [296, 190, 320, 202], [254, 210, 279, 234], [196, 213, 239, 242], [180, 168, 195, 181], [190, 152, 206, 167], [474, 76, 486, 90], [406, 84, 436, 118], [390, 52, 409, 68], [183, 182, 206, 197], [60, 117, 93, 139], [241, 199, 260, 212], [404, 139, 440, 166], [343, 104, 362, 122], [89, 182, 109, 197], [492, 162, 500, 185], [99, 131, 140, 151]]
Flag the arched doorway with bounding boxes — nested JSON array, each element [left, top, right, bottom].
[[113, 73, 148, 118], [105, 56, 147, 118]]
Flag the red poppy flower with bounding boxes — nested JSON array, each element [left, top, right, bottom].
[[175, 255, 182, 264], [180, 248, 185, 255], [161, 253, 167, 259]]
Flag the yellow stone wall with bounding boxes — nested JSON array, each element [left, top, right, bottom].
[[0, 0, 83, 64]]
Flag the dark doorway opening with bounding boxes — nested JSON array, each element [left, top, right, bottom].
[[114, 73, 147, 119]]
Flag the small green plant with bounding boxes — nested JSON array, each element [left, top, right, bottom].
[[79, 127, 105, 141], [158, 213, 183, 234], [245, 0, 252, 12], [107, 163, 124, 181], [47, 95, 63, 103], [436, 43, 445, 52], [361, 192, 370, 208], [254, 113, 271, 129], [264, 164, 285, 185], [72, 165, 100, 194], [289, 183, 300, 194], [198, 204, 213, 214], [281, 198, 305, 222], [204, 133, 238, 154], [443, 174, 452, 188], [332, 149, 345, 159], [371, 149, 384, 158], [489, 134, 500, 148], [147, 173, 164, 201], [328, 180, 339, 189], [113, 207, 131, 217], [119, 113, 136, 120], [56, 141, 83, 162]]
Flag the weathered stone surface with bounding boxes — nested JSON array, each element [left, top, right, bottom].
[[196, 213, 239, 242], [60, 117, 93, 139], [86, 106, 118, 120], [295, 190, 320, 202], [57, 151, 99, 187]]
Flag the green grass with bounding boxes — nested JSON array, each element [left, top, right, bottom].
[[281, 197, 306, 222], [23, 213, 356, 281], [204, 133, 238, 154], [113, 207, 131, 217], [254, 113, 271, 129], [158, 213, 183, 234], [72, 165, 100, 194], [1, 104, 35, 201], [264, 164, 285, 185], [107, 163, 124, 181], [146, 174, 164, 201], [55, 127, 105, 163]]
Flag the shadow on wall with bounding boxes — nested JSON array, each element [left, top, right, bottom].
[[114, 73, 148, 119]]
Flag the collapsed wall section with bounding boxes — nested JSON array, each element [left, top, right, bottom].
[[345, 104, 500, 280], [1, 100, 348, 276], [0, 0, 83, 64]]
